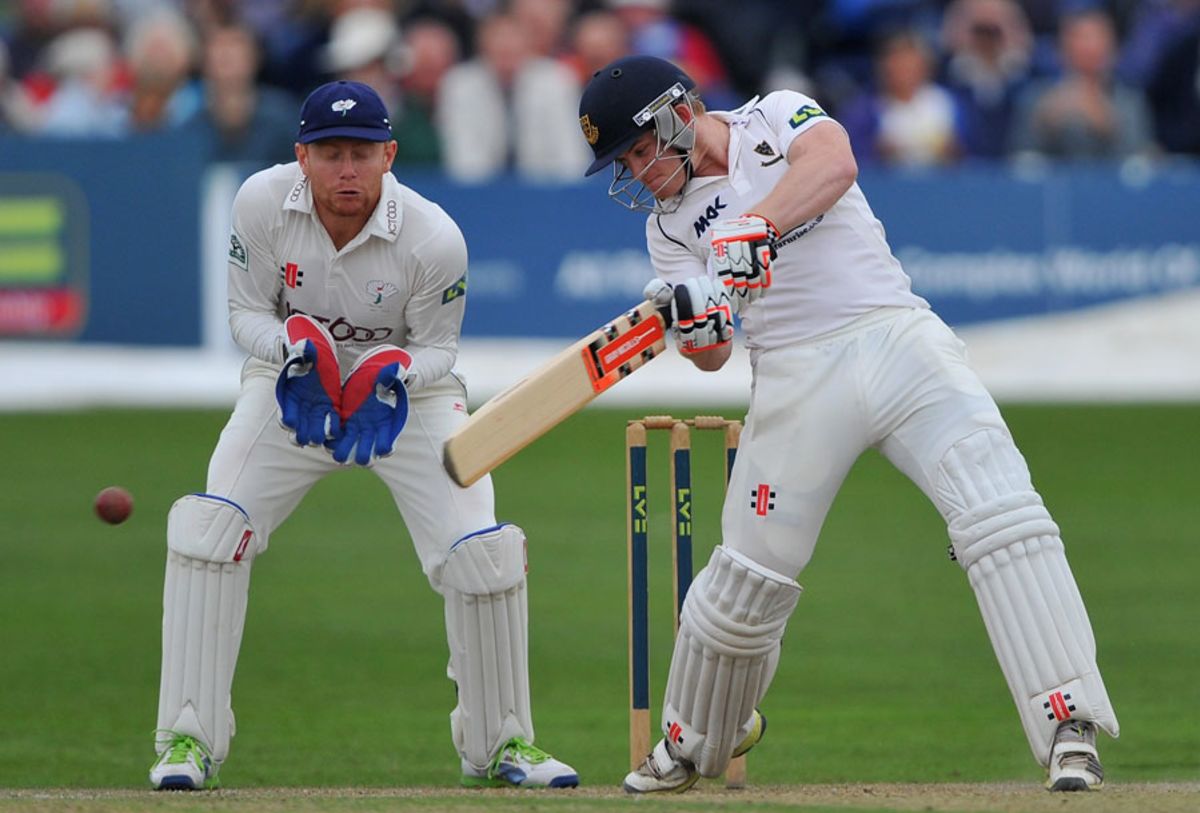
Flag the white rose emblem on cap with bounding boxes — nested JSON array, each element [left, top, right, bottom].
[[297, 80, 391, 143]]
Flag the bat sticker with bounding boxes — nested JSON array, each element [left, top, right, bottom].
[[582, 308, 665, 393]]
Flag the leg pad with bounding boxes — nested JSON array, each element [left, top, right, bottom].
[[938, 432, 1118, 766], [156, 494, 261, 764], [441, 524, 533, 770], [662, 546, 801, 777]]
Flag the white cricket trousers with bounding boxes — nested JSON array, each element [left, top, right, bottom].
[[207, 361, 496, 579], [724, 306, 1011, 578]]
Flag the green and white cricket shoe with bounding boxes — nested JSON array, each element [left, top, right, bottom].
[[624, 709, 766, 794], [1047, 720, 1104, 792], [149, 732, 218, 790], [461, 737, 579, 788]]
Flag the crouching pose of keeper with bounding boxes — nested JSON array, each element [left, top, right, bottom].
[[149, 81, 577, 791], [578, 57, 1118, 793]]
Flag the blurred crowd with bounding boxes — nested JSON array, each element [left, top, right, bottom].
[[2, 0, 1199, 180]]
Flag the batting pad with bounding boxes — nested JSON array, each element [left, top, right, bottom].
[[663, 545, 802, 777], [941, 430, 1119, 767], [157, 494, 261, 764], [441, 524, 534, 770]]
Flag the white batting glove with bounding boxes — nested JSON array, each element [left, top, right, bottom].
[[671, 276, 733, 355], [710, 213, 779, 312], [642, 277, 674, 327]]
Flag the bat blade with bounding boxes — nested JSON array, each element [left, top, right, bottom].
[[443, 300, 667, 487]]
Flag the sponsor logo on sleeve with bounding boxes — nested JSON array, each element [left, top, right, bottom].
[[788, 104, 826, 129], [441, 273, 467, 304], [229, 232, 248, 269]]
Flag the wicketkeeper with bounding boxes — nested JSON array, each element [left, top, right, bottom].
[[149, 80, 577, 790], [578, 56, 1118, 794]]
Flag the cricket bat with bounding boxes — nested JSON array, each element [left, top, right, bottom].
[[443, 300, 668, 487]]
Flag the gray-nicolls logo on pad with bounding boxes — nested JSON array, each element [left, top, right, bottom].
[[751, 484, 776, 516]]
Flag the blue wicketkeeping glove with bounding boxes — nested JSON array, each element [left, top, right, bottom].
[[275, 314, 342, 446], [328, 345, 413, 466]]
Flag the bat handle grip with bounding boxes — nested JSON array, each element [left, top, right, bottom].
[[642, 280, 674, 329]]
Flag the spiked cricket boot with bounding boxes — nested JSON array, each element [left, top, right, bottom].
[[461, 737, 579, 788], [1047, 720, 1104, 791]]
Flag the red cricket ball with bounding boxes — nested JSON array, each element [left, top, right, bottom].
[[95, 486, 134, 525]]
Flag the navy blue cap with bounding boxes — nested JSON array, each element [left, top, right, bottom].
[[297, 80, 392, 144]]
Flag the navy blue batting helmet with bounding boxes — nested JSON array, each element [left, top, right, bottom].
[[579, 56, 697, 176]]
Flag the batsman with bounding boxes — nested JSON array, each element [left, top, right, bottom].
[[148, 81, 577, 790], [578, 57, 1118, 793]]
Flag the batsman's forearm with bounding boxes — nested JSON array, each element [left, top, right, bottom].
[[754, 123, 857, 233], [755, 158, 854, 233]]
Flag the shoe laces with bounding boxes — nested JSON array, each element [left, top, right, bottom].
[[494, 737, 550, 768], [1059, 750, 1092, 769], [644, 739, 692, 779], [1053, 721, 1101, 775], [154, 729, 211, 766], [1055, 720, 1095, 747]]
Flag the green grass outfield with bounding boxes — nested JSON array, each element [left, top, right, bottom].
[[0, 405, 1196, 809]]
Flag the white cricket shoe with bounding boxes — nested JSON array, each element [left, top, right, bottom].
[[461, 737, 579, 788], [1047, 720, 1104, 791], [149, 732, 218, 790], [623, 739, 699, 794], [623, 709, 766, 794]]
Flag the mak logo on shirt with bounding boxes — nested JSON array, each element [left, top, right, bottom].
[[692, 196, 728, 239]]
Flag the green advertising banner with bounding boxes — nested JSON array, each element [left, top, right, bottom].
[[0, 174, 89, 337]]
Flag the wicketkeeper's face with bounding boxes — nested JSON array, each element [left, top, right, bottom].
[[296, 138, 398, 219]]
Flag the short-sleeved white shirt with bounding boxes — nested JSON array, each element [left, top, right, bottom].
[[226, 162, 469, 390], [645, 91, 928, 352]]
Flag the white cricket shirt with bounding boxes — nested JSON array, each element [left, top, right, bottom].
[[646, 90, 928, 352], [226, 162, 469, 390]]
